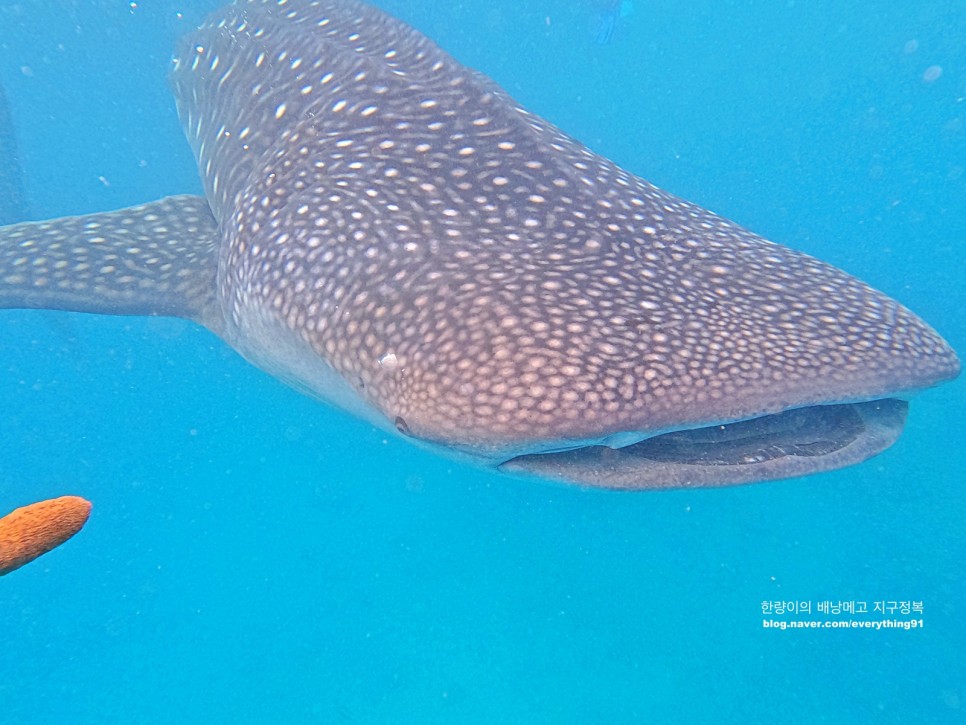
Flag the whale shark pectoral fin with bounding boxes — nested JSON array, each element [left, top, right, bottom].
[[0, 194, 222, 332]]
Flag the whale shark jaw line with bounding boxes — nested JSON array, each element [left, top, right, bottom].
[[496, 398, 907, 489]]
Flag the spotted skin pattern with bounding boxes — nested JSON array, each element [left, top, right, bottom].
[[0, 0, 959, 488]]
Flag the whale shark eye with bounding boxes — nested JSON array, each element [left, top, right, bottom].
[[394, 416, 411, 436]]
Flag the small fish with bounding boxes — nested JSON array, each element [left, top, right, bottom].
[[591, 0, 633, 44], [0, 83, 30, 224]]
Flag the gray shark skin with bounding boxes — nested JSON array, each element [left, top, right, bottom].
[[0, 0, 958, 489]]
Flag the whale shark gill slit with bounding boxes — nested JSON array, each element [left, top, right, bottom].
[[0, 0, 958, 489]]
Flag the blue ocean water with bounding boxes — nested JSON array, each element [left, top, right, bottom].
[[0, 0, 963, 722]]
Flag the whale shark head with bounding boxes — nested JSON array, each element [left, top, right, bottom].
[[0, 0, 959, 489]]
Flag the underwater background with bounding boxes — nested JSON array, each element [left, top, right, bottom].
[[0, 0, 963, 722]]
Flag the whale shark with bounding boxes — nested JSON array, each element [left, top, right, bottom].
[[0, 0, 958, 489]]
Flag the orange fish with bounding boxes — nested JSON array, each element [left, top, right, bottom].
[[0, 496, 92, 575]]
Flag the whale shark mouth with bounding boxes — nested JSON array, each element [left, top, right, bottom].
[[499, 398, 908, 489]]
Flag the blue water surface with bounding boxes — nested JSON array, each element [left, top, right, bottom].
[[0, 1, 963, 722]]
